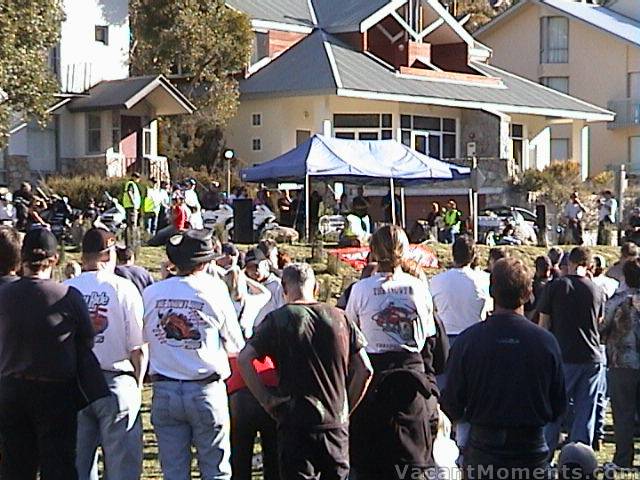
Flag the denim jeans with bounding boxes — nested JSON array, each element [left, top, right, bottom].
[[594, 346, 608, 443], [545, 362, 603, 454], [151, 379, 231, 480], [0, 377, 78, 480], [145, 213, 158, 236], [76, 372, 143, 480]]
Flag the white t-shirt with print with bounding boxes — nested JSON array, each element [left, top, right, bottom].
[[142, 272, 244, 381], [345, 271, 436, 354], [65, 270, 144, 372], [430, 266, 490, 335]]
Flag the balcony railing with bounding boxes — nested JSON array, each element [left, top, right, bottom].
[[607, 98, 640, 129]]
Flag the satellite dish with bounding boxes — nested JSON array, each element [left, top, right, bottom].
[[489, 0, 506, 8]]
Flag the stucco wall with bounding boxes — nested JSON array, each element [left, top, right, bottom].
[[59, 0, 130, 92], [477, 1, 640, 174]]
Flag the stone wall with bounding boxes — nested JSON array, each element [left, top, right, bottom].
[[5, 155, 30, 189], [460, 109, 500, 158]]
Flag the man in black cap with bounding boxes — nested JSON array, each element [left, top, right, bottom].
[[142, 229, 244, 479], [0, 229, 97, 479], [441, 258, 566, 480], [65, 228, 146, 480]]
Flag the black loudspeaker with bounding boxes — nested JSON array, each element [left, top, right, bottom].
[[233, 199, 254, 244], [535, 204, 547, 230]]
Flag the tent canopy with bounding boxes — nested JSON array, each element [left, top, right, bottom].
[[240, 135, 470, 185]]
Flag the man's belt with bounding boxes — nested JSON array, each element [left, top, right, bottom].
[[150, 373, 221, 383], [4, 373, 68, 383]]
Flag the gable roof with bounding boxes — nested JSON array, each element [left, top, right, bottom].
[[67, 75, 196, 116], [475, 0, 640, 48], [225, 0, 315, 27], [240, 30, 613, 122]]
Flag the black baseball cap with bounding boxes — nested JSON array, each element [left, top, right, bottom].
[[166, 229, 217, 269], [21, 228, 58, 262], [82, 228, 116, 254]]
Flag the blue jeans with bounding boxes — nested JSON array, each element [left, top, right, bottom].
[[545, 362, 603, 454], [151, 379, 231, 480], [76, 372, 143, 480], [145, 213, 158, 236]]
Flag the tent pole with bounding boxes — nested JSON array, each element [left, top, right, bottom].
[[305, 174, 310, 242], [390, 177, 396, 225], [400, 187, 406, 229]]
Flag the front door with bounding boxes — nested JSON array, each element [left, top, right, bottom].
[[120, 116, 142, 167]]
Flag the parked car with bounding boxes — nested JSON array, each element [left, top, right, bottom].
[[477, 206, 539, 245]]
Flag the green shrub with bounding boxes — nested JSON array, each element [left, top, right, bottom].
[[44, 175, 134, 208]]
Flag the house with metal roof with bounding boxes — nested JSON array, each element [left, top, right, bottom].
[[476, 0, 640, 175], [2, 0, 194, 186], [225, 0, 614, 216]]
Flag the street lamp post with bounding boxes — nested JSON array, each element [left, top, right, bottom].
[[224, 149, 234, 199]]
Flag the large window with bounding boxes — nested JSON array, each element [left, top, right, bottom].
[[111, 112, 120, 153], [400, 115, 457, 159], [511, 124, 524, 167], [551, 138, 570, 161], [87, 113, 102, 154], [631, 136, 640, 172], [250, 32, 269, 65], [541, 76, 569, 94], [540, 17, 569, 64], [333, 113, 393, 140]]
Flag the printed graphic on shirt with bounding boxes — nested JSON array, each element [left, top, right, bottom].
[[152, 299, 206, 349], [371, 300, 417, 347], [83, 291, 110, 343]]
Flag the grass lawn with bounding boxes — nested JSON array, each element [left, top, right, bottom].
[[65, 242, 632, 478]]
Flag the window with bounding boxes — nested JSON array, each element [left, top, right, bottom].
[[540, 17, 568, 63], [252, 113, 262, 127], [251, 32, 269, 65], [541, 77, 569, 94], [511, 123, 524, 167], [551, 138, 570, 161], [87, 113, 101, 154], [413, 116, 440, 131], [95, 26, 109, 45], [333, 113, 393, 141], [252, 138, 262, 151], [111, 112, 120, 153], [631, 136, 640, 172], [629, 72, 640, 98], [143, 130, 152, 156], [400, 115, 458, 159], [49, 44, 60, 77], [296, 130, 311, 146]]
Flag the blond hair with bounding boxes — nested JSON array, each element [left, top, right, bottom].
[[370, 225, 408, 271]]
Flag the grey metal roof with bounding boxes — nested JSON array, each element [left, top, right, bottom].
[[311, 0, 389, 31], [476, 0, 640, 48], [240, 30, 337, 97], [540, 0, 640, 47], [226, 0, 314, 26], [240, 30, 612, 119], [67, 75, 195, 114]]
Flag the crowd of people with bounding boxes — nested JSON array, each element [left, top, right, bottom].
[[3, 216, 640, 480]]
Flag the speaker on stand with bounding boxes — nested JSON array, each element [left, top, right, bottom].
[[233, 199, 254, 244]]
